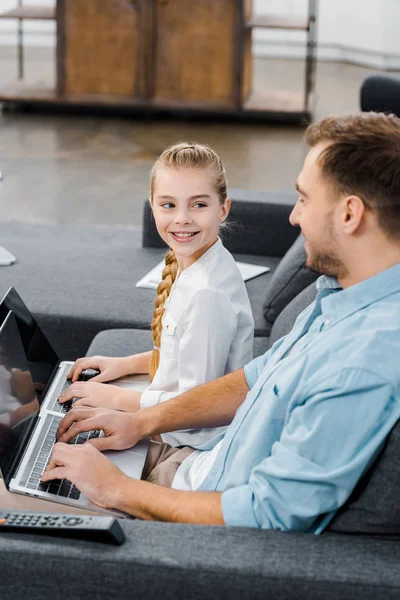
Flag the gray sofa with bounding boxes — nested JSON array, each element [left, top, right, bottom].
[[1, 191, 400, 599]]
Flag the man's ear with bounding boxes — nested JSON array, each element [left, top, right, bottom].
[[221, 197, 231, 223], [342, 195, 366, 234]]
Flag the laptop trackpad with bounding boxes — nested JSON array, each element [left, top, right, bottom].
[[103, 440, 148, 480]]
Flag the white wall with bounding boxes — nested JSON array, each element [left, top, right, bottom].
[[253, 0, 400, 69], [0, 0, 399, 69], [0, 0, 56, 47]]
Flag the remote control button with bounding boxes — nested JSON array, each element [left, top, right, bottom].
[[0, 519, 6, 524], [63, 517, 83, 526]]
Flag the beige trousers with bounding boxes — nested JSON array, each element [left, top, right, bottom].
[[142, 440, 195, 487]]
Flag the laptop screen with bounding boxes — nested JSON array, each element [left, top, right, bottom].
[[0, 311, 40, 483], [0, 287, 59, 403]]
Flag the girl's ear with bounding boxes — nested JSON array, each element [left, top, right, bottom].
[[220, 197, 231, 223]]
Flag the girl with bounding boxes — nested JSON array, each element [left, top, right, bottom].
[[59, 142, 254, 446]]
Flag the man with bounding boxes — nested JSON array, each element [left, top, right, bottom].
[[42, 112, 400, 531]]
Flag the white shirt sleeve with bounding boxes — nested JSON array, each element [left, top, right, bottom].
[[140, 288, 236, 408]]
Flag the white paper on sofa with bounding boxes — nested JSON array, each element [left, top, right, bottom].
[[136, 259, 270, 290]]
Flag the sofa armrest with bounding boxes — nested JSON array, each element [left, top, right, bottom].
[[1, 522, 399, 599], [142, 190, 298, 258]]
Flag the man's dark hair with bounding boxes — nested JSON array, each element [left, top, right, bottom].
[[305, 112, 400, 240]]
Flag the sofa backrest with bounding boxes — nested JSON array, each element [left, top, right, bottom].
[[263, 235, 319, 335], [328, 418, 400, 535], [268, 281, 318, 347]]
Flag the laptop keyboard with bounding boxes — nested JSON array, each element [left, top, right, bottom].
[[24, 415, 100, 500], [50, 377, 76, 413]]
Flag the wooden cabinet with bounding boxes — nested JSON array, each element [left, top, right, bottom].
[[0, 0, 318, 123], [58, 0, 243, 109], [151, 0, 238, 107], [59, 0, 141, 98]]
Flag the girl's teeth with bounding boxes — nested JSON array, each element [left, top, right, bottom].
[[174, 233, 195, 238]]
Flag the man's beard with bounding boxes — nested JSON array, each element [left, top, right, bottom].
[[304, 215, 348, 279], [306, 245, 347, 279]]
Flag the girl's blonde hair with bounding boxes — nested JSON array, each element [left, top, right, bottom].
[[148, 142, 228, 380]]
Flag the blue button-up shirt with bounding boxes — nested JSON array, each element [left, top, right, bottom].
[[198, 263, 400, 532]]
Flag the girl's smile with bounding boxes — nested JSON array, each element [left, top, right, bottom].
[[168, 231, 200, 243]]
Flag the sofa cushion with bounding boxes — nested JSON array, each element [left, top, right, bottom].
[[262, 234, 319, 335], [328, 418, 400, 535]]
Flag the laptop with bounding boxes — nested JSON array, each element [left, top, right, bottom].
[[0, 291, 149, 515]]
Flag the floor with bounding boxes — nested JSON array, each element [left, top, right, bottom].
[[0, 46, 395, 229]]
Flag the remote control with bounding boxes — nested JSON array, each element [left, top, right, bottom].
[[0, 510, 125, 545]]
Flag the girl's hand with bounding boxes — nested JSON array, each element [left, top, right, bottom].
[[58, 381, 142, 412], [67, 356, 133, 383]]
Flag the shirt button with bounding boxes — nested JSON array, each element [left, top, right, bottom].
[[325, 318, 330, 327]]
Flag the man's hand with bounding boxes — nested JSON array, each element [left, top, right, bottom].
[[42, 441, 225, 524], [56, 406, 144, 451], [58, 381, 141, 412], [41, 443, 127, 509]]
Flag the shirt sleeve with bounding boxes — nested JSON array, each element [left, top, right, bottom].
[[141, 288, 237, 408], [244, 336, 286, 389], [222, 368, 398, 530]]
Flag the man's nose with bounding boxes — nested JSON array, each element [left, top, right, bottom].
[[289, 202, 300, 226]]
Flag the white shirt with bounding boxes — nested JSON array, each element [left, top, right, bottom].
[[140, 238, 254, 447]]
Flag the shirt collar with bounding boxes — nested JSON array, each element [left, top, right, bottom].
[[316, 275, 342, 291], [318, 262, 400, 326], [178, 237, 222, 279]]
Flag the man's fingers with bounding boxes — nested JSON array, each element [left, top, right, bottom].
[[58, 383, 85, 403], [86, 436, 115, 451], [72, 398, 93, 408], [41, 442, 71, 480], [41, 466, 66, 482], [56, 407, 97, 440], [57, 418, 99, 443]]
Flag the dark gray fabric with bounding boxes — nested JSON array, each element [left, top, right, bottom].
[[253, 336, 270, 358], [328, 419, 400, 535], [269, 282, 318, 347], [239, 255, 280, 336], [0, 523, 399, 599], [88, 329, 153, 357], [0, 222, 274, 360], [88, 329, 271, 361], [263, 234, 319, 334], [143, 192, 299, 257], [0, 221, 162, 360]]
